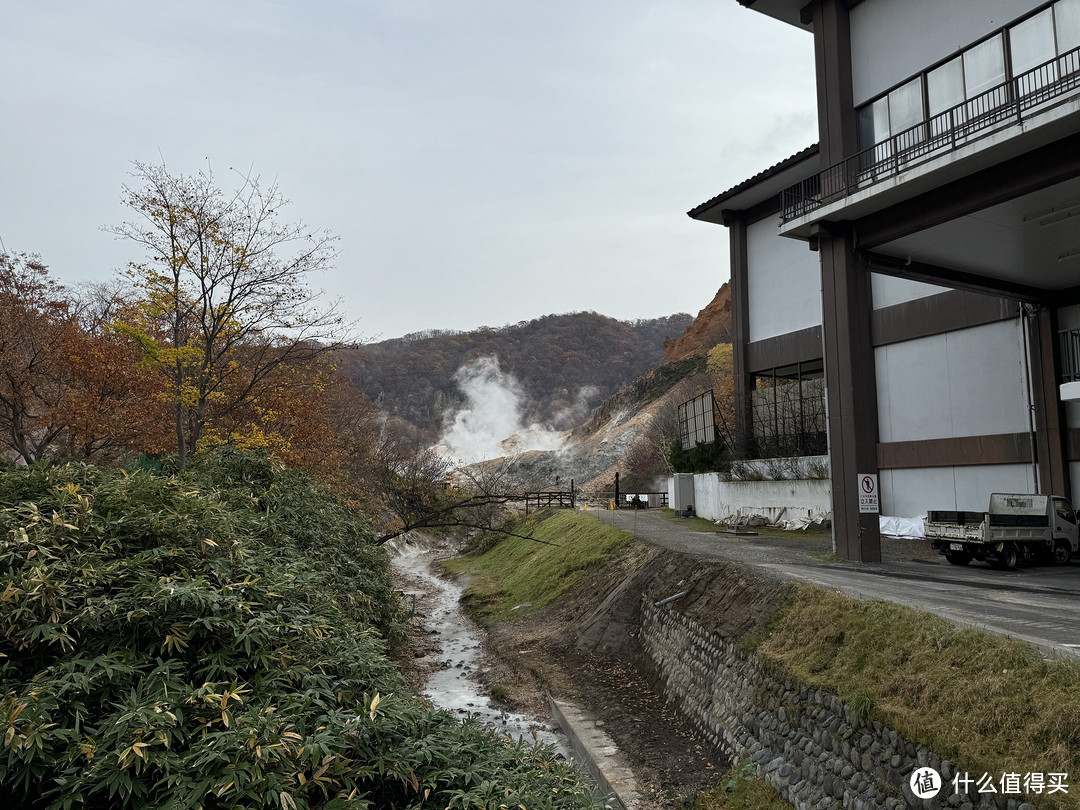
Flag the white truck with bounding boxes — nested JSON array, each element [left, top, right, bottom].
[[926, 493, 1079, 569]]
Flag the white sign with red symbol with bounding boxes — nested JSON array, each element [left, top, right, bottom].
[[858, 473, 879, 514]]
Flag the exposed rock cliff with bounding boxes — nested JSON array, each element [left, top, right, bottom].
[[663, 283, 731, 364]]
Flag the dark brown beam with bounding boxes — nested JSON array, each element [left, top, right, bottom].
[[747, 326, 823, 372], [878, 433, 1032, 469], [862, 251, 1049, 303], [872, 289, 1017, 346]]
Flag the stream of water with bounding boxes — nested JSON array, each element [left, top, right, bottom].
[[390, 539, 569, 754]]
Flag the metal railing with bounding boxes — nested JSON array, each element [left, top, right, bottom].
[[1061, 328, 1080, 384], [781, 45, 1080, 222]]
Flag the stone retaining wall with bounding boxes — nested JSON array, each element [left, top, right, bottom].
[[640, 599, 1027, 810]]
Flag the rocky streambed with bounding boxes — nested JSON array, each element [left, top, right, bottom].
[[389, 535, 568, 754]]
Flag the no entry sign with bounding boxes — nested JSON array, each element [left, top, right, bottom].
[[858, 473, 879, 514]]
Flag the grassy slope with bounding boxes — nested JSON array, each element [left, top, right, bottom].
[[759, 586, 1080, 809], [443, 510, 633, 625], [450, 509, 1080, 810]]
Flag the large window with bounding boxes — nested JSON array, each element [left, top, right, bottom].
[[751, 360, 826, 458], [857, 0, 1080, 152]]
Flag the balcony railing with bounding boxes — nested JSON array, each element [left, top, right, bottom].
[[1062, 328, 1080, 384], [781, 45, 1080, 222]]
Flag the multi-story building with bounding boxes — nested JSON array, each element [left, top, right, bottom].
[[691, 0, 1080, 561]]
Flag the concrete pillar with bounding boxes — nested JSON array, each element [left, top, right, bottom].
[[807, 0, 881, 561], [819, 229, 882, 562], [723, 210, 755, 456], [1029, 306, 1071, 496]]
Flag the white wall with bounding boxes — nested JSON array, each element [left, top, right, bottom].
[[691, 473, 831, 523], [875, 319, 1029, 443], [871, 274, 951, 309], [850, 0, 1045, 105], [880, 464, 1036, 515], [746, 216, 822, 343]]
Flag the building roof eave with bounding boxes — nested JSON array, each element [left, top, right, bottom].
[[734, 0, 813, 31], [688, 144, 819, 225]]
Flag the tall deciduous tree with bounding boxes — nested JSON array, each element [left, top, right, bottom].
[[58, 286, 168, 460], [107, 162, 345, 468], [0, 253, 76, 463]]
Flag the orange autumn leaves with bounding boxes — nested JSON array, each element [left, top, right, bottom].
[[0, 251, 372, 487]]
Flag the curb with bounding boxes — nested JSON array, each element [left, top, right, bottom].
[[548, 696, 643, 810]]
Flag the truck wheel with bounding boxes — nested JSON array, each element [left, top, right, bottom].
[[945, 552, 971, 566], [997, 544, 1019, 570], [1053, 540, 1072, 566]]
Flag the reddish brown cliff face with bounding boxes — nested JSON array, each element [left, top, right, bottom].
[[663, 283, 731, 364]]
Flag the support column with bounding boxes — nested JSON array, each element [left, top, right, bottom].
[[820, 229, 881, 562], [723, 210, 754, 455], [811, 0, 857, 169], [808, 0, 879, 561], [1028, 306, 1070, 496]]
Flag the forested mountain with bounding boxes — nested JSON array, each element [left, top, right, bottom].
[[337, 312, 692, 443]]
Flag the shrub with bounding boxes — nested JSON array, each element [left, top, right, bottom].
[[0, 455, 599, 810]]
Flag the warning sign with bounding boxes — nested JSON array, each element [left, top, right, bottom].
[[858, 473, 879, 514]]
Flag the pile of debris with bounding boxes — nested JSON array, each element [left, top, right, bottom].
[[718, 510, 832, 532]]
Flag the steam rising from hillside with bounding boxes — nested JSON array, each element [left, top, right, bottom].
[[436, 357, 567, 463]]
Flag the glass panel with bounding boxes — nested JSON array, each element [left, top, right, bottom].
[[856, 95, 892, 170], [1012, 9, 1055, 72], [888, 77, 925, 148], [857, 104, 877, 150], [1011, 9, 1057, 90], [964, 34, 1006, 96], [964, 34, 1007, 117], [928, 56, 966, 136], [1056, 0, 1080, 54], [928, 57, 965, 114]]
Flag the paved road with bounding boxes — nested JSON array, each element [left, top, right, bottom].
[[599, 508, 1080, 660]]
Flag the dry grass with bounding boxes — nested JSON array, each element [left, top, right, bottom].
[[757, 586, 1080, 809], [694, 762, 791, 810], [443, 509, 633, 626]]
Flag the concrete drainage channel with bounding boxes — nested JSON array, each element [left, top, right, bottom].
[[549, 697, 643, 810]]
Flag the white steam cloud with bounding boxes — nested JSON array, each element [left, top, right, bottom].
[[436, 356, 566, 463]]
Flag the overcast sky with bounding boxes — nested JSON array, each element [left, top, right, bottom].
[[2, 1, 816, 342]]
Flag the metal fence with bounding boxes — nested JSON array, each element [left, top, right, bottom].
[[781, 45, 1080, 222]]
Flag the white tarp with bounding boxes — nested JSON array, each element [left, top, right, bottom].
[[879, 515, 925, 539]]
